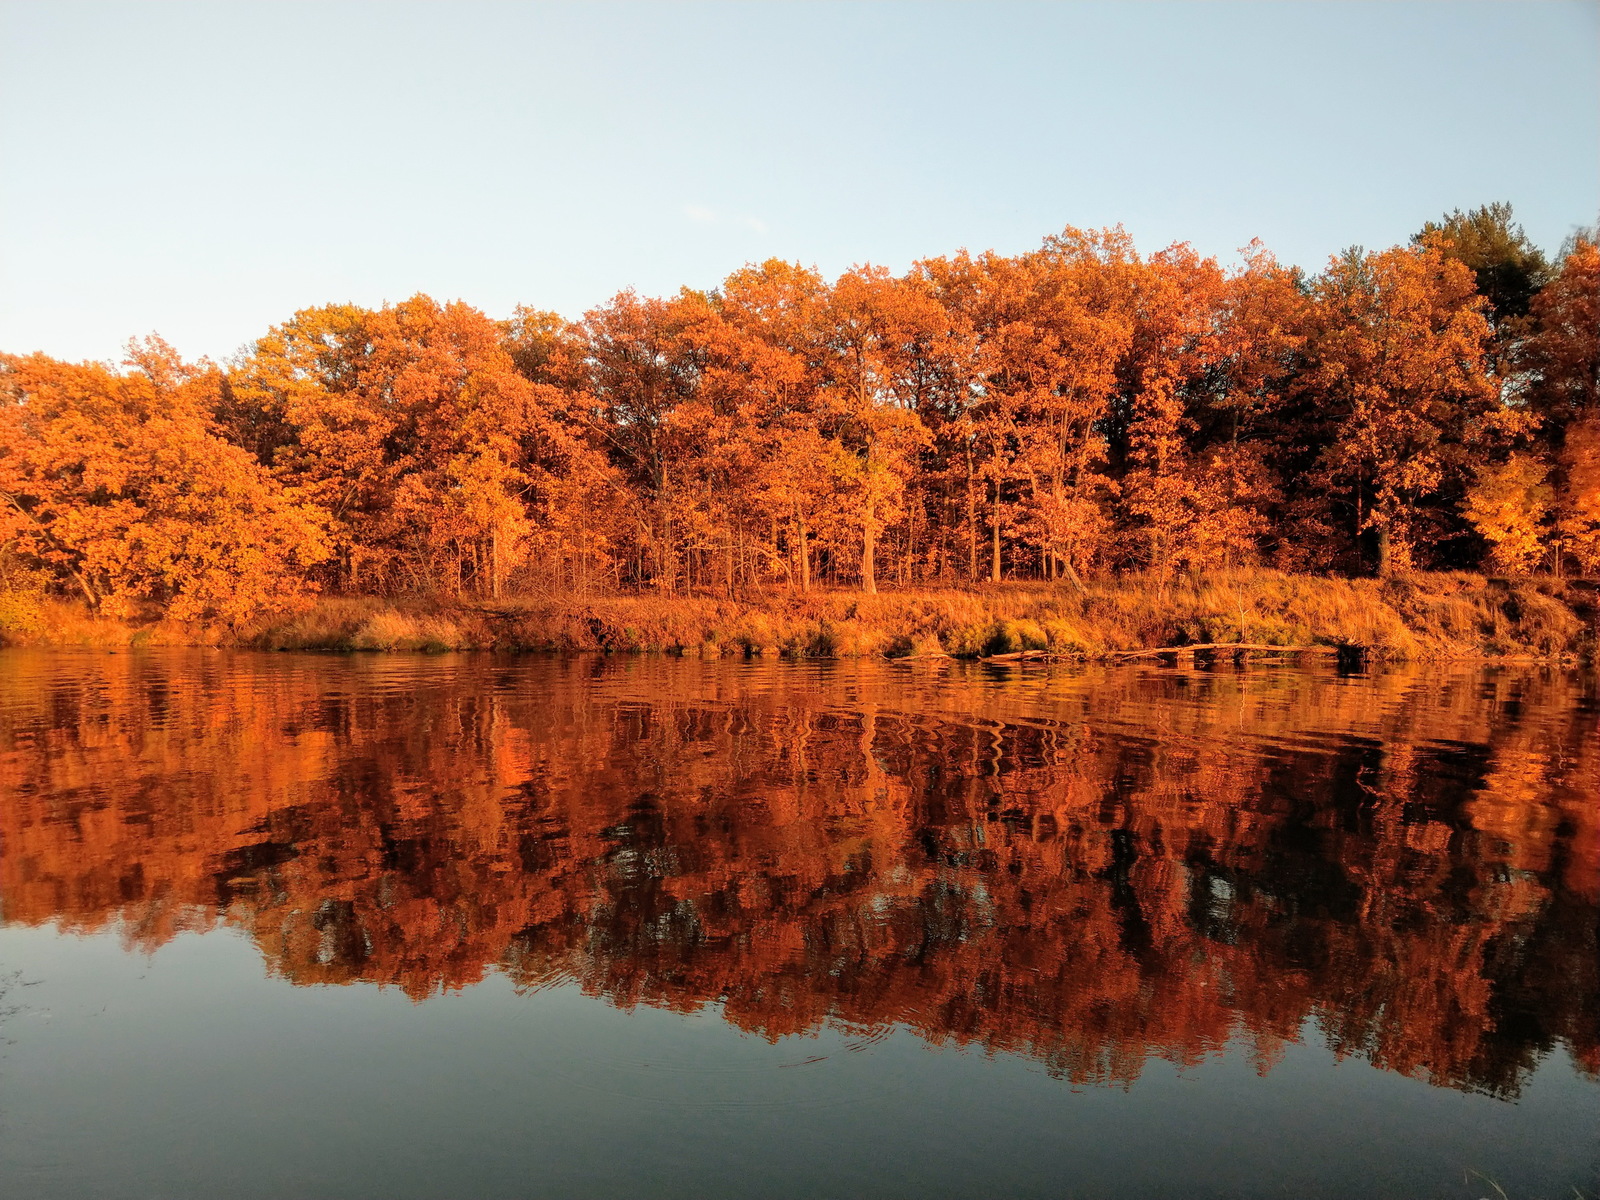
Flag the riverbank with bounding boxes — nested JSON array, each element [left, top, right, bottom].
[[3, 571, 1595, 662]]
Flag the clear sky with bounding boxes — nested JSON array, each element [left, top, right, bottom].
[[2, 0, 1597, 364]]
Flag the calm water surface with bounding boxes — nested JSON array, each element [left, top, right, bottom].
[[0, 650, 1595, 1199]]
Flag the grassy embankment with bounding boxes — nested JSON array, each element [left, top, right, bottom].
[[2, 571, 1595, 662]]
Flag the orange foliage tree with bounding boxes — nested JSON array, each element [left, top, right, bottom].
[[1463, 453, 1554, 573], [1521, 238, 1600, 574], [1, 340, 328, 622], [1296, 243, 1503, 574], [977, 236, 1131, 585], [224, 295, 611, 596]]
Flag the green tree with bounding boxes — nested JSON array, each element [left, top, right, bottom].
[[1413, 203, 1550, 326]]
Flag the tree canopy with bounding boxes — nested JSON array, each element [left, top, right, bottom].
[[4, 205, 1595, 621]]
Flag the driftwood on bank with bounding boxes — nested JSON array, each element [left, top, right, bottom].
[[979, 642, 1343, 664], [1111, 642, 1340, 660]]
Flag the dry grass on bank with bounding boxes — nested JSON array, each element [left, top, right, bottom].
[[2, 571, 1594, 661], [0, 593, 225, 650], [249, 570, 1596, 660]]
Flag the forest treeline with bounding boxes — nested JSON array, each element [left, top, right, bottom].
[[1, 204, 1596, 625]]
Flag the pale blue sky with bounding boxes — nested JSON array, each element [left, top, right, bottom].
[[2, 0, 1596, 364]]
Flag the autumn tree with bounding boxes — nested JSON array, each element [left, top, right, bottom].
[[1109, 241, 1237, 579], [0, 341, 329, 622], [973, 238, 1133, 585], [500, 305, 583, 388], [708, 260, 837, 591], [1296, 243, 1502, 574], [1463, 453, 1553, 573], [1182, 242, 1309, 570], [1521, 236, 1599, 428], [1554, 417, 1600, 575], [573, 290, 710, 592], [820, 266, 932, 593], [225, 296, 601, 596], [906, 251, 992, 581]]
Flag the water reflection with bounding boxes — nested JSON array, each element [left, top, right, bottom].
[[1, 652, 1594, 1099]]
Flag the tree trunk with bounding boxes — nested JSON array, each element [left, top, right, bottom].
[[1354, 470, 1365, 574], [661, 509, 675, 596], [1060, 558, 1087, 597], [1376, 523, 1393, 577], [798, 517, 811, 593], [965, 446, 978, 581], [991, 497, 1002, 584], [862, 495, 877, 595]]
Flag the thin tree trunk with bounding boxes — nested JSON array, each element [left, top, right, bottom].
[[965, 445, 978, 581], [862, 494, 877, 595], [990, 483, 1002, 583], [1354, 469, 1365, 574], [1060, 558, 1087, 596], [798, 517, 811, 594]]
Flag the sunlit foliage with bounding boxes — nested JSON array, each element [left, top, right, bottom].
[[3, 206, 1593, 621], [1, 340, 329, 622]]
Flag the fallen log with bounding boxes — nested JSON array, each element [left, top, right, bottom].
[[977, 642, 1345, 664], [1111, 642, 1334, 659]]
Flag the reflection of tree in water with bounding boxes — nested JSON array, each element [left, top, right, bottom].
[[1, 653, 1595, 1097]]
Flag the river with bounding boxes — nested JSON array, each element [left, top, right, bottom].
[[0, 650, 1594, 1198]]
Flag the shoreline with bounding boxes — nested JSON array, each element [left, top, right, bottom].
[[4, 571, 1595, 664]]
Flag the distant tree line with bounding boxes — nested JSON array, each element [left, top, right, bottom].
[[2, 204, 1596, 622]]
